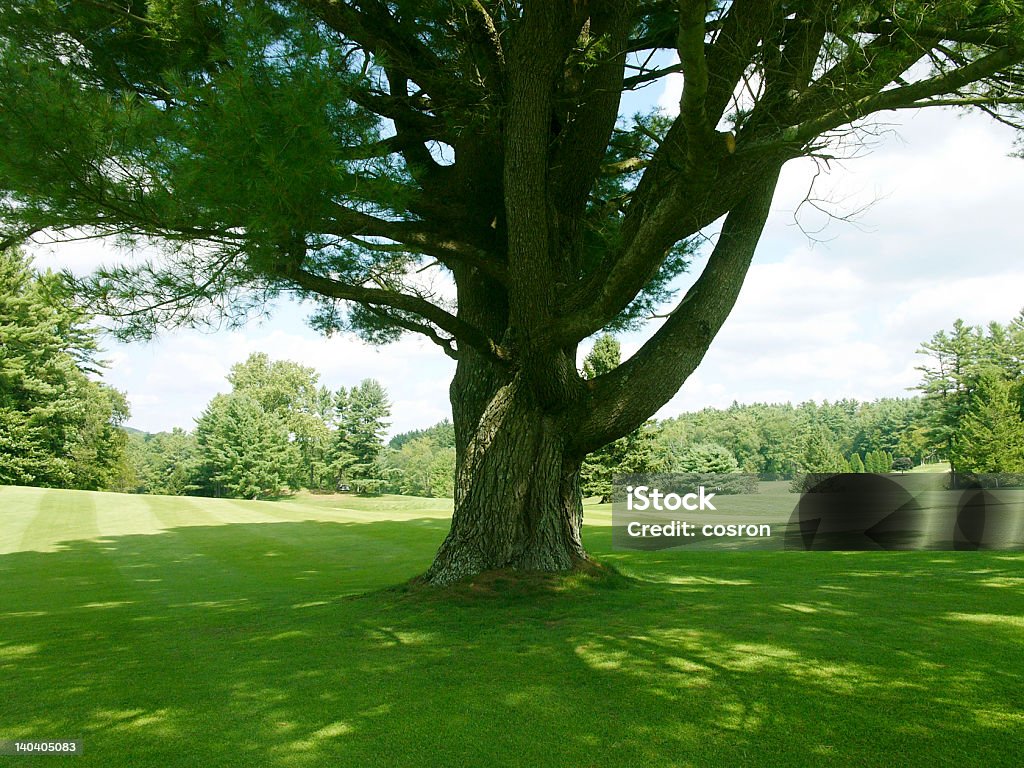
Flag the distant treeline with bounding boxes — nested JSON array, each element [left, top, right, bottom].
[[3, 247, 1021, 500]]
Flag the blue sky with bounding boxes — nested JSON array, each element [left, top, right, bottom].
[[28, 79, 1024, 437]]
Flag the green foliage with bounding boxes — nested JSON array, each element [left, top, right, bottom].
[[228, 353, 334, 489], [848, 452, 865, 473], [667, 442, 740, 474], [128, 428, 201, 496], [194, 391, 301, 499], [332, 379, 391, 490], [801, 425, 848, 473], [916, 313, 1024, 473], [427, 447, 456, 498], [655, 397, 933, 479], [389, 419, 455, 450], [953, 373, 1024, 472], [580, 425, 660, 502], [0, 248, 130, 489], [863, 449, 894, 473], [583, 334, 621, 379], [892, 457, 913, 472], [384, 436, 454, 498]]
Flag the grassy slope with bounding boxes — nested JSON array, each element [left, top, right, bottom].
[[0, 485, 1021, 767]]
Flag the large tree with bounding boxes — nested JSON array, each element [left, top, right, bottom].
[[2, 2, 1024, 582], [332, 378, 391, 491]]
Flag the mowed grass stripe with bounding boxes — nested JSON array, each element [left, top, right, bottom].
[[267, 494, 454, 524], [93, 492, 171, 541], [0, 485, 47, 553], [19, 488, 99, 553]]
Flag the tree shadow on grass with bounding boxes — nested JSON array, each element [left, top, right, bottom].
[[0, 519, 1021, 767]]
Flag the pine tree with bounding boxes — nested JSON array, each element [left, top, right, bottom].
[[849, 453, 865, 473], [583, 335, 621, 380], [194, 392, 300, 499], [671, 443, 740, 474], [954, 374, 1024, 473], [0, 248, 129, 488], [228, 353, 334, 489], [579, 336, 657, 501], [332, 379, 391, 493], [802, 426, 847, 473]]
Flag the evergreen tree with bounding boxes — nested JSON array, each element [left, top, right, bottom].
[[582, 335, 620, 380], [670, 443, 740, 474], [0, 248, 129, 488], [194, 392, 300, 499], [131, 428, 201, 496], [916, 321, 988, 473], [389, 419, 455, 451], [427, 448, 457, 499], [849, 453, 865, 473], [228, 353, 334, 489], [954, 374, 1024, 473], [802, 426, 847, 473], [333, 379, 391, 492], [579, 336, 657, 501]]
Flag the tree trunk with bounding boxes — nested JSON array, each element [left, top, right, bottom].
[[424, 374, 587, 586]]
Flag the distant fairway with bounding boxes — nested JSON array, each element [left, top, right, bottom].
[[1, 485, 1021, 767]]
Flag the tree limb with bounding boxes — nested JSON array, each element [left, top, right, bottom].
[[780, 44, 1024, 146], [676, 0, 713, 167], [571, 165, 781, 453], [283, 265, 502, 361]]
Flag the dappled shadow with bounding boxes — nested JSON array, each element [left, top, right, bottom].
[[0, 519, 1021, 766]]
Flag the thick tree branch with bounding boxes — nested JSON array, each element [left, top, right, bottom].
[[503, 2, 576, 331], [325, 205, 508, 283], [549, 1, 636, 263], [676, 0, 713, 167], [703, 0, 782, 127], [571, 166, 781, 453], [297, 0, 457, 103]]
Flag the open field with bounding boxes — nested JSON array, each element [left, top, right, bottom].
[[1, 485, 1022, 766]]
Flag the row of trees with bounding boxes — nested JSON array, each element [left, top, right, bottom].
[[574, 335, 926, 500], [92, 317, 1024, 502], [0, 250, 131, 489], [128, 354, 391, 499], [577, 313, 1024, 495], [5, 292, 1019, 502]]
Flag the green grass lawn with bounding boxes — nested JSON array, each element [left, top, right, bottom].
[[1, 485, 1021, 767], [908, 463, 952, 474]]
